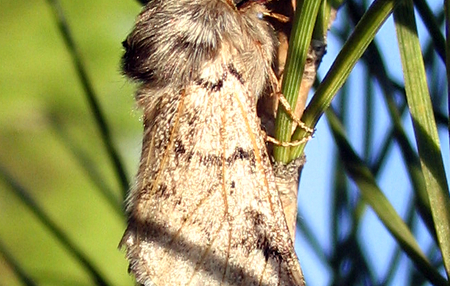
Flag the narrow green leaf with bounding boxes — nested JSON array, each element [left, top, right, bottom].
[[296, 209, 329, 265], [290, 0, 402, 160], [314, 1, 329, 40], [351, 34, 436, 242], [446, 0, 450, 137], [49, 115, 123, 216], [45, 0, 130, 197], [380, 199, 416, 285], [413, 0, 446, 62], [0, 238, 37, 286], [0, 165, 112, 286], [326, 110, 447, 286], [394, 0, 450, 280], [362, 70, 375, 160]]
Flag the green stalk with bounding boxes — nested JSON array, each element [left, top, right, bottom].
[[290, 0, 401, 160], [273, 0, 322, 163]]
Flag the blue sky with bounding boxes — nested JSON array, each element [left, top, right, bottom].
[[295, 1, 449, 284]]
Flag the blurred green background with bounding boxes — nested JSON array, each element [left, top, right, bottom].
[[0, 0, 144, 285], [2, 0, 449, 285]]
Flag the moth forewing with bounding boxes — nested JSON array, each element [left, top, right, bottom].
[[120, 0, 305, 285]]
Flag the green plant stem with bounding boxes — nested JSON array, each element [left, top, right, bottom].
[[273, 0, 322, 163], [290, 0, 402, 160]]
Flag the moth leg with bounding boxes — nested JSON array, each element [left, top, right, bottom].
[[267, 67, 315, 135], [277, 93, 314, 135], [261, 11, 290, 23], [263, 130, 312, 147]]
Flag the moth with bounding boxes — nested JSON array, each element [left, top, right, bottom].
[[120, 0, 305, 285]]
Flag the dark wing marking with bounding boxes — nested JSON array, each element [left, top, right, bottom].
[[121, 62, 304, 285]]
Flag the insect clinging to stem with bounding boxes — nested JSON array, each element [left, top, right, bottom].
[[120, 0, 308, 285]]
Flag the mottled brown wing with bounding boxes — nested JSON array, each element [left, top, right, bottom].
[[120, 59, 304, 285]]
